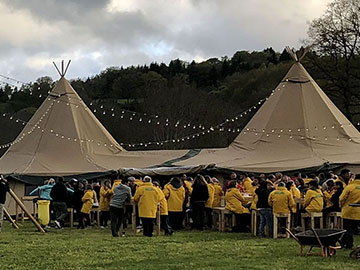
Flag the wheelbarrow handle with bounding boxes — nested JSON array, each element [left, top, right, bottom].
[[285, 228, 301, 245], [310, 228, 324, 247]]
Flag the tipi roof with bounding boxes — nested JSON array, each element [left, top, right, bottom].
[[0, 68, 188, 176], [175, 61, 360, 172]]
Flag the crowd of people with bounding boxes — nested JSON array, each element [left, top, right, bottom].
[[1, 169, 359, 249]]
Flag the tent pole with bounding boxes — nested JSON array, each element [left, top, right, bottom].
[[8, 189, 45, 233]]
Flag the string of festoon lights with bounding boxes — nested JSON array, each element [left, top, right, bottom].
[[35, 85, 360, 148], [2, 75, 360, 150], [0, 101, 55, 149], [0, 74, 27, 85]]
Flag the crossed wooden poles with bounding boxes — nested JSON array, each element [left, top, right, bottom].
[[3, 188, 45, 233]]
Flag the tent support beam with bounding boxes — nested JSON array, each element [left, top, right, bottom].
[[3, 207, 19, 229], [8, 189, 45, 233]]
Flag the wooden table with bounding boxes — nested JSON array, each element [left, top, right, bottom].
[[16, 196, 38, 222]]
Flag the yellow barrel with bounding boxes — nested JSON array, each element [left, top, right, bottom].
[[37, 200, 50, 226]]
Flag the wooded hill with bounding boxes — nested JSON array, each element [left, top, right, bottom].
[[0, 47, 359, 154]]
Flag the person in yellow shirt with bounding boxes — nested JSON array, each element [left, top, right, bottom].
[[99, 180, 112, 228], [339, 174, 360, 249], [163, 177, 185, 230], [268, 182, 296, 214], [212, 178, 224, 208], [225, 181, 251, 232], [205, 175, 215, 228], [303, 180, 324, 213], [79, 185, 94, 229], [153, 181, 173, 236], [133, 176, 160, 237]]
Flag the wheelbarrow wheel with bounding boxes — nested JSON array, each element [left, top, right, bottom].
[[328, 248, 336, 256], [350, 247, 360, 259]]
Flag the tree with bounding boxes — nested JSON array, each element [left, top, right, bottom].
[[306, 0, 360, 122]]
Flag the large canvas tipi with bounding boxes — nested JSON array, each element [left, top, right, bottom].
[[176, 50, 360, 172], [0, 62, 188, 176]]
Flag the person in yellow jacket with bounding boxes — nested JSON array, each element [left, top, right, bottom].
[[335, 169, 351, 187], [153, 181, 173, 236], [163, 177, 185, 230], [133, 176, 160, 237], [212, 178, 224, 208], [322, 179, 335, 208], [242, 176, 255, 194], [225, 181, 251, 232], [339, 175, 360, 249], [204, 176, 215, 228], [111, 179, 122, 191], [99, 180, 112, 228], [79, 185, 94, 229], [303, 180, 324, 213], [268, 182, 296, 214], [289, 181, 301, 200]]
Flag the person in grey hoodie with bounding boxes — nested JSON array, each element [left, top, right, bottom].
[[109, 178, 132, 237]]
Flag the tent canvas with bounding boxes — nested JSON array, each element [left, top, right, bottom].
[[0, 73, 188, 176], [175, 61, 360, 173]]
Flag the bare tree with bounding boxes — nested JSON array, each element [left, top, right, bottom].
[[306, 0, 360, 122]]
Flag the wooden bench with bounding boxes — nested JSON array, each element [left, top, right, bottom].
[[273, 213, 291, 238], [326, 212, 342, 229], [301, 212, 323, 231], [212, 207, 225, 232]]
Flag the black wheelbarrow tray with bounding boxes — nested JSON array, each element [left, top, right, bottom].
[[286, 228, 346, 257]]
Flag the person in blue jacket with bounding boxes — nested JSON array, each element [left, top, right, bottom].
[[30, 178, 56, 200]]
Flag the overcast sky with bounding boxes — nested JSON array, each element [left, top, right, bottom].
[[0, 0, 331, 84]]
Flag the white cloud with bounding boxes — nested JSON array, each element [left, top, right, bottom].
[[0, 0, 332, 82]]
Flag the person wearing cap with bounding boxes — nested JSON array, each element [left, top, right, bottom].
[[0, 175, 9, 232], [133, 176, 160, 237], [339, 174, 360, 249]]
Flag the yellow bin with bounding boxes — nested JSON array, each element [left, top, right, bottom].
[[38, 200, 50, 226]]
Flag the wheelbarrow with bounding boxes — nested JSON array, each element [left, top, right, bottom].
[[286, 228, 346, 257]]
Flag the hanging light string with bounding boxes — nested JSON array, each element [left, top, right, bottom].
[[0, 102, 55, 149], [1, 79, 360, 150], [0, 74, 27, 85]]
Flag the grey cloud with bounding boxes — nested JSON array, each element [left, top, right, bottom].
[[0, 0, 332, 82]]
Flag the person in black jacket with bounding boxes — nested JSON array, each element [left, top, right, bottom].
[[50, 177, 69, 229], [72, 180, 84, 226], [190, 175, 209, 230], [0, 175, 10, 232], [255, 180, 273, 237]]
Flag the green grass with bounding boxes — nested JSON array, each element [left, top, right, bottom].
[[0, 222, 358, 270]]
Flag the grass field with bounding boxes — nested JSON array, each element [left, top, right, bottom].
[[0, 222, 358, 270]]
